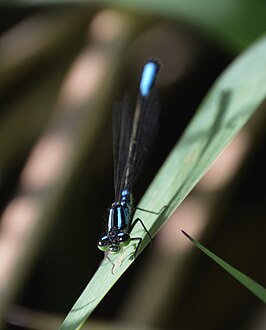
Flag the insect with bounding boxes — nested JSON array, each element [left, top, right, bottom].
[[98, 59, 161, 257]]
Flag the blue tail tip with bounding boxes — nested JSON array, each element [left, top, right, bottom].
[[140, 57, 161, 97], [146, 57, 161, 68]]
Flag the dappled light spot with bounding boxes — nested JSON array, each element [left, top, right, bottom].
[[0, 197, 39, 287], [157, 196, 208, 255], [198, 131, 249, 191]]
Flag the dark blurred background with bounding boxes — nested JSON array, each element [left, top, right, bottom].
[[0, 3, 265, 330]]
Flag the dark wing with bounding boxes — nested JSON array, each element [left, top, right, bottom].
[[112, 95, 133, 200], [123, 92, 160, 191], [113, 59, 160, 200]]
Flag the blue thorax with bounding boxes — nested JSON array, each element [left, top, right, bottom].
[[107, 189, 132, 232]]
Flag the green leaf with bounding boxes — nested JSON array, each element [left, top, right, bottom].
[[113, 0, 266, 53], [181, 230, 266, 303], [61, 34, 266, 330]]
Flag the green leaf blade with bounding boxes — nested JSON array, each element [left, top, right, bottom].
[[113, 0, 266, 52]]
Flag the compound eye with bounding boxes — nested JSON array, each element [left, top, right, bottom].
[[118, 233, 130, 246], [97, 236, 109, 251]]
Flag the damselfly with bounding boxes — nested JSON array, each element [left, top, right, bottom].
[[98, 59, 161, 257]]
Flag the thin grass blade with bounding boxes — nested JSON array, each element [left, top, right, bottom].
[[181, 231, 266, 303]]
